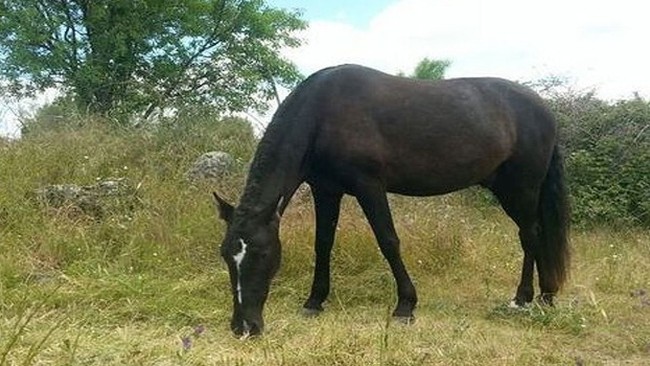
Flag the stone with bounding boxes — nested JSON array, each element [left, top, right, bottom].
[[35, 178, 136, 218], [186, 151, 234, 183]]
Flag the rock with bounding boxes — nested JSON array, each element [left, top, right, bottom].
[[186, 151, 234, 183], [35, 178, 136, 218]]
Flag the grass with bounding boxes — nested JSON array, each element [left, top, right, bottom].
[[1, 122, 649, 365]]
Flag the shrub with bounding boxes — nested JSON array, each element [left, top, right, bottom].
[[547, 90, 650, 227]]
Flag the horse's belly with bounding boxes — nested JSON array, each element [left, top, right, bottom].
[[383, 155, 502, 196], [385, 176, 475, 196]]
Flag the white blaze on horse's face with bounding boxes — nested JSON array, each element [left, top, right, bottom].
[[233, 238, 248, 304]]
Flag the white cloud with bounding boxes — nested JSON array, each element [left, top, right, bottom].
[[284, 0, 650, 100]]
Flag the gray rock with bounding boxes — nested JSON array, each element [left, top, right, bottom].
[[35, 178, 136, 218], [186, 151, 234, 182]]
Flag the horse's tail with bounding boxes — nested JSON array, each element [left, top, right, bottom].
[[537, 145, 571, 291]]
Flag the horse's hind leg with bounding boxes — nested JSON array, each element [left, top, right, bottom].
[[514, 217, 540, 306], [355, 182, 417, 321], [490, 182, 541, 307], [507, 192, 560, 307], [303, 186, 343, 315]]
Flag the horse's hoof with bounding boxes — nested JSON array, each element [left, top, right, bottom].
[[537, 294, 554, 306], [508, 300, 530, 310], [301, 307, 323, 318], [393, 315, 416, 325]]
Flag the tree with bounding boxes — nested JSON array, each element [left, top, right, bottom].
[[0, 0, 306, 122], [399, 58, 451, 80]]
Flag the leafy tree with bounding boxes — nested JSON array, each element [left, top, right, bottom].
[[0, 0, 306, 122], [399, 58, 451, 80], [412, 58, 451, 80]]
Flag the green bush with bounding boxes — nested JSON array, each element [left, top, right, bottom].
[[548, 92, 650, 227]]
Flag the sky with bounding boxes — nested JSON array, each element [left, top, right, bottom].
[[267, 0, 395, 27], [2, 0, 649, 137], [272, 0, 650, 98]]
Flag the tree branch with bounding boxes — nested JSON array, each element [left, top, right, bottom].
[[142, 2, 229, 121], [58, 0, 81, 71]]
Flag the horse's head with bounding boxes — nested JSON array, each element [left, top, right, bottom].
[[213, 192, 281, 337]]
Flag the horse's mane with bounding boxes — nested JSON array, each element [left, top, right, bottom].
[[234, 66, 337, 220]]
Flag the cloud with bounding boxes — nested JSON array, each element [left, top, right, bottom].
[[284, 0, 650, 99]]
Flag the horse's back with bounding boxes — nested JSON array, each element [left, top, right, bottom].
[[292, 65, 556, 196]]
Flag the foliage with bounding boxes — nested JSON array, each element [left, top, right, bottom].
[[399, 57, 451, 80], [0, 0, 306, 122], [412, 58, 451, 80], [544, 88, 650, 227], [18, 96, 86, 136]]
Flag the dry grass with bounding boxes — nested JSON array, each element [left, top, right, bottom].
[[1, 123, 649, 365]]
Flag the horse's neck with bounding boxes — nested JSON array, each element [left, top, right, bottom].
[[239, 125, 309, 216], [242, 166, 295, 215]]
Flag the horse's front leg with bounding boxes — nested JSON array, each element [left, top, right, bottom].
[[355, 183, 417, 321], [302, 186, 343, 315]]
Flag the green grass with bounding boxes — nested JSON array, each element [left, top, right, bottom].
[[1, 123, 649, 365]]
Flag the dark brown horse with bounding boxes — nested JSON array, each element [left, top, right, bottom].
[[214, 64, 570, 337]]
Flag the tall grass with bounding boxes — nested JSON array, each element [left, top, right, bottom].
[[1, 119, 649, 365]]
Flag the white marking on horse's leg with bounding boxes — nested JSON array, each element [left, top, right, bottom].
[[239, 320, 251, 340], [233, 239, 248, 304], [509, 300, 530, 310]]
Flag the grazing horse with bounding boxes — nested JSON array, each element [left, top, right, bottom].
[[213, 64, 570, 337]]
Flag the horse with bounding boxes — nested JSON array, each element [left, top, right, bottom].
[[213, 64, 570, 337]]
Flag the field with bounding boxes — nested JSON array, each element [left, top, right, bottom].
[[1, 124, 649, 365]]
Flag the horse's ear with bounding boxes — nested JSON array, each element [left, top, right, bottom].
[[212, 192, 234, 224]]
